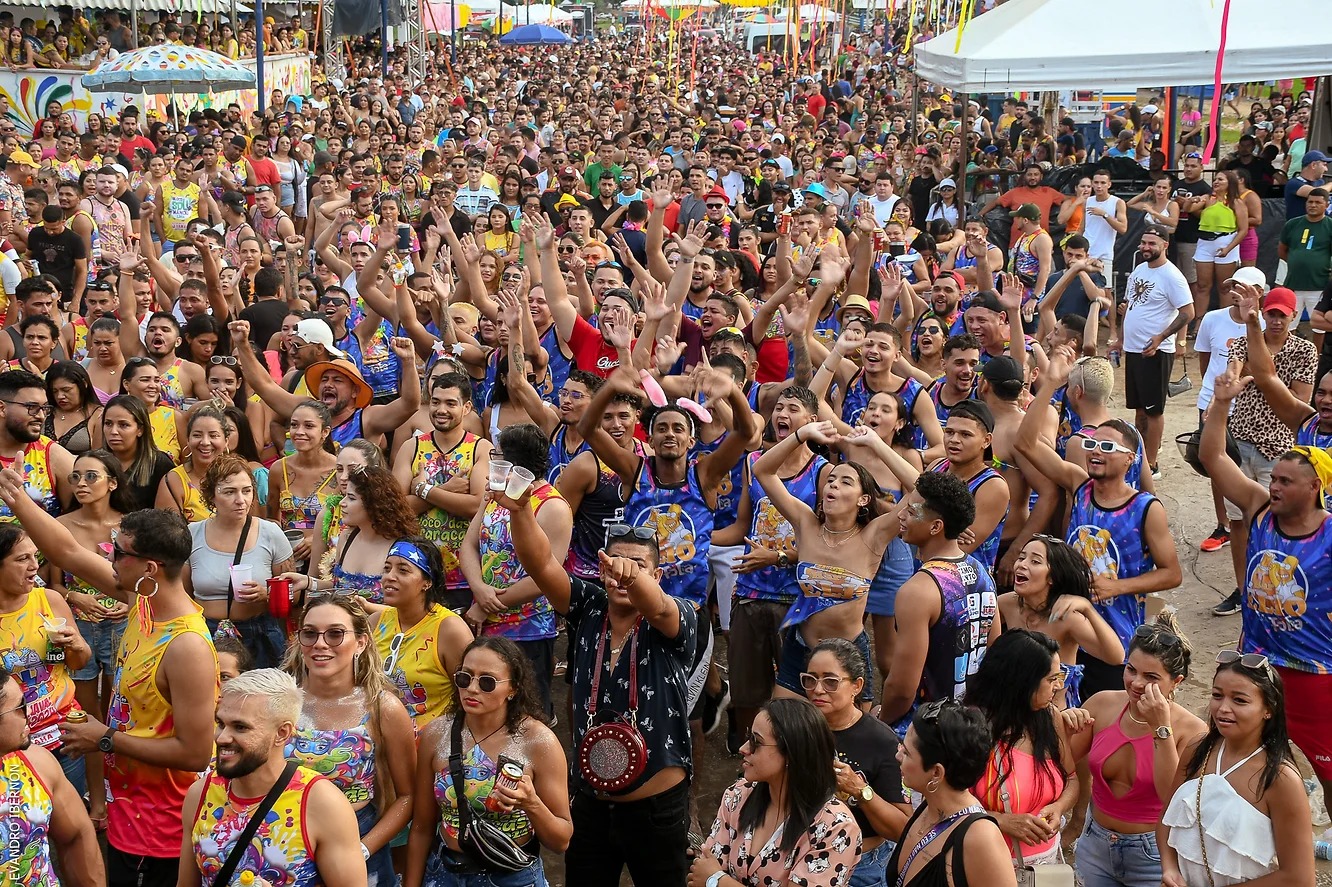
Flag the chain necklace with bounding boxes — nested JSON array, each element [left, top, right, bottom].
[[820, 524, 862, 547]]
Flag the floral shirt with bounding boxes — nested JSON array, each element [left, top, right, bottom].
[[704, 779, 862, 887]]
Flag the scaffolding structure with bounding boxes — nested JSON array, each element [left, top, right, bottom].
[[320, 0, 345, 81], [320, 0, 426, 82], [403, 0, 428, 81]]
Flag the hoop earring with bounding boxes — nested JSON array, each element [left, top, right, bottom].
[[135, 575, 159, 598], [926, 778, 940, 794]]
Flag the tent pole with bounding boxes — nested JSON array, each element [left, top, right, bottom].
[[132, 0, 139, 48], [256, 0, 265, 113], [450, 0, 457, 61], [1165, 86, 1178, 168], [381, 0, 389, 76], [958, 92, 968, 223]]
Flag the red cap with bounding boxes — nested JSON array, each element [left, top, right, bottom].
[[1263, 287, 1297, 317], [705, 186, 729, 202], [558, 165, 578, 178], [450, 96, 466, 107]]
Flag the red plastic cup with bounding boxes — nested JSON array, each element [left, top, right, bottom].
[[267, 577, 293, 618]]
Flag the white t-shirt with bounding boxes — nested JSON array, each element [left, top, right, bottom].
[[868, 194, 899, 228], [1193, 308, 1263, 410], [1123, 259, 1193, 354], [1084, 195, 1121, 263]]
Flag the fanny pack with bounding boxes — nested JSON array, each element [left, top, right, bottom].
[[448, 716, 536, 873]]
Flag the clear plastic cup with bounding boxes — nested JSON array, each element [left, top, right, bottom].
[[488, 460, 513, 492], [505, 466, 535, 499], [229, 564, 254, 588]]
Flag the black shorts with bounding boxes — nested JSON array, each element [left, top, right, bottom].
[[1124, 350, 1173, 416]]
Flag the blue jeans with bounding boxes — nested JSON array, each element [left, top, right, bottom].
[[848, 839, 895, 887], [1074, 818, 1161, 887], [205, 613, 289, 669], [355, 802, 395, 887], [72, 618, 126, 681], [424, 850, 546, 887], [55, 747, 86, 799]]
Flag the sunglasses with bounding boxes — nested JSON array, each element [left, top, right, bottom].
[[743, 731, 770, 750], [799, 673, 847, 693], [298, 627, 349, 647], [454, 671, 512, 693], [1215, 650, 1270, 670], [110, 529, 157, 564], [67, 469, 106, 485], [607, 524, 657, 543], [1080, 438, 1134, 455], [210, 355, 238, 366], [319, 297, 349, 307], [705, 203, 726, 210], [1133, 623, 1180, 646]]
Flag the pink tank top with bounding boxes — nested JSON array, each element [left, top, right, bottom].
[[973, 745, 1066, 856], [1087, 705, 1162, 824]]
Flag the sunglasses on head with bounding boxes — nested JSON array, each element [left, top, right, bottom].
[[607, 524, 657, 543], [1215, 650, 1271, 670], [1133, 623, 1180, 646]]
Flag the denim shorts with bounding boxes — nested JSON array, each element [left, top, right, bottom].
[[72, 618, 126, 682], [776, 629, 875, 704], [1073, 817, 1161, 887], [425, 850, 546, 887], [355, 803, 395, 887], [848, 839, 896, 887]]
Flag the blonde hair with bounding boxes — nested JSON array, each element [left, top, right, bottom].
[[220, 668, 303, 726]]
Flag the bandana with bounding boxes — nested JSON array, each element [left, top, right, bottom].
[[1290, 445, 1332, 503], [388, 540, 434, 576]]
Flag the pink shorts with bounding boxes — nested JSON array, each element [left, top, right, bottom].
[[1239, 228, 1259, 263], [1275, 666, 1332, 779]]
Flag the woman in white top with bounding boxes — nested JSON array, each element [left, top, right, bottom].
[[1158, 651, 1312, 887], [1126, 176, 1180, 236]]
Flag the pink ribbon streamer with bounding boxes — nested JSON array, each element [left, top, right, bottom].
[[1201, 0, 1232, 164]]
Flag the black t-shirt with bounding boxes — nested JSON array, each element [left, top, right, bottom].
[[1045, 269, 1107, 320], [908, 173, 939, 231], [27, 227, 87, 296], [1171, 177, 1214, 244], [587, 197, 619, 232], [1313, 282, 1332, 357], [834, 712, 904, 837], [239, 298, 290, 353], [119, 189, 141, 222], [126, 451, 176, 510], [565, 576, 698, 795]]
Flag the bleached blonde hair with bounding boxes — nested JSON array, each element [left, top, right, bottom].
[[220, 667, 303, 727]]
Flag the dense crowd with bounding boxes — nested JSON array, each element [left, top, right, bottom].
[[0, 6, 1326, 887]]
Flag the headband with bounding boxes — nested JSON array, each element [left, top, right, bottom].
[[388, 540, 433, 577], [1291, 445, 1332, 502]]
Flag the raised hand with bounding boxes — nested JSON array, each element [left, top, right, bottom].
[[529, 213, 556, 251], [1212, 357, 1253, 402], [781, 289, 810, 338], [458, 233, 481, 264], [673, 219, 709, 259], [654, 336, 687, 374], [833, 326, 866, 356], [801, 420, 841, 445]]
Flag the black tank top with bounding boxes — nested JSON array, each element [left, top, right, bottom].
[[888, 804, 993, 887]]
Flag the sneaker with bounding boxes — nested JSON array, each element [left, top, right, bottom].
[[1199, 526, 1230, 552], [1167, 375, 1193, 398], [1151, 464, 1162, 482], [1212, 589, 1242, 616], [701, 680, 731, 735]]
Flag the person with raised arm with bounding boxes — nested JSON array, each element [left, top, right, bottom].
[[0, 470, 217, 887], [502, 483, 699, 887], [1013, 343, 1182, 701]]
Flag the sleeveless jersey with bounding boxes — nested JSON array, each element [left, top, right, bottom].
[[1242, 506, 1332, 673], [0, 751, 56, 887], [191, 765, 321, 887], [624, 459, 713, 605], [357, 319, 401, 398], [158, 358, 188, 410], [1066, 481, 1158, 647], [107, 602, 217, 857], [1296, 414, 1332, 450], [376, 604, 458, 728], [928, 376, 977, 431], [842, 372, 924, 443], [735, 452, 826, 605], [71, 211, 100, 282], [0, 437, 59, 522], [169, 465, 213, 521], [331, 409, 366, 448], [68, 317, 89, 362], [813, 310, 839, 351], [564, 445, 643, 580], [411, 431, 481, 590], [84, 197, 127, 263], [932, 461, 1007, 571], [286, 711, 376, 805], [150, 405, 182, 462], [476, 348, 500, 412], [1052, 386, 1084, 458], [0, 592, 80, 751], [547, 425, 591, 485], [479, 482, 563, 641], [537, 324, 572, 406], [253, 208, 289, 244], [918, 554, 997, 706], [160, 180, 201, 242]]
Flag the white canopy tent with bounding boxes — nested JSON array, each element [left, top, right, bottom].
[[513, 4, 573, 23], [914, 0, 1332, 91], [776, 5, 841, 23]]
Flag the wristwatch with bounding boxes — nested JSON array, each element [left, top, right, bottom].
[[360, 843, 371, 861], [858, 785, 874, 804], [706, 872, 725, 887], [776, 551, 791, 569], [98, 727, 116, 753], [1154, 725, 1173, 741], [414, 482, 433, 501]]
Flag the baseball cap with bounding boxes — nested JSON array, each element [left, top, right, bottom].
[[1010, 203, 1041, 222], [1262, 287, 1297, 317], [1227, 266, 1268, 290], [5, 150, 36, 168], [221, 191, 247, 210], [967, 291, 1006, 315], [981, 354, 1024, 386], [1302, 150, 1328, 166], [1141, 223, 1173, 240], [291, 318, 344, 358], [948, 398, 995, 433], [1141, 104, 1159, 116], [772, 182, 792, 193], [558, 165, 578, 178], [938, 177, 957, 189]]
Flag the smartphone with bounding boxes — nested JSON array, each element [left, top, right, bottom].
[[778, 213, 791, 235], [397, 225, 413, 252]]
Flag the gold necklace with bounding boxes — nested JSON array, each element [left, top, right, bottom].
[[1126, 707, 1148, 726], [820, 525, 862, 547]]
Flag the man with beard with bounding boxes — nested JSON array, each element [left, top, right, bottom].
[[247, 135, 281, 200], [179, 670, 364, 887], [229, 318, 420, 450], [0, 371, 74, 521], [394, 371, 492, 611], [116, 253, 208, 409], [0, 497, 217, 887], [0, 663, 104, 887], [925, 333, 982, 430], [1014, 343, 1181, 700], [909, 270, 969, 358], [981, 163, 1064, 246], [78, 167, 131, 268]]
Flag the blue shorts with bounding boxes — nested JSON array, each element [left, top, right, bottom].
[[72, 618, 126, 682], [777, 628, 875, 704], [356, 802, 395, 887]]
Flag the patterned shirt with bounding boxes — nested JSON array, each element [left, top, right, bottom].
[[1229, 334, 1318, 459]]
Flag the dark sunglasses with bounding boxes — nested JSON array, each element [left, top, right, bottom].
[[1133, 623, 1180, 646], [319, 297, 349, 307], [607, 524, 657, 543], [454, 671, 511, 693], [298, 627, 349, 647]]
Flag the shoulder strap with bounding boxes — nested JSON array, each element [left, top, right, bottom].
[[211, 761, 298, 887], [939, 813, 989, 887], [224, 515, 254, 622], [449, 716, 476, 839]]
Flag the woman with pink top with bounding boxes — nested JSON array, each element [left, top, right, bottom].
[[967, 629, 1078, 866], [1061, 613, 1207, 887]]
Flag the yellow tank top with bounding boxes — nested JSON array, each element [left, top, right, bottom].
[[169, 464, 213, 521], [410, 431, 479, 590], [106, 601, 216, 857], [160, 181, 201, 242], [150, 405, 182, 463], [376, 604, 457, 729], [70, 317, 90, 362], [192, 765, 321, 887], [0, 751, 57, 885], [0, 437, 59, 521], [1199, 199, 1237, 234], [0, 591, 79, 750]]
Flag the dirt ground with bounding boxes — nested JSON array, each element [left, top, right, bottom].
[[540, 348, 1331, 885]]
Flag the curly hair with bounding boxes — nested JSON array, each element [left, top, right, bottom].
[[201, 452, 256, 509], [444, 636, 549, 730], [347, 466, 419, 538]]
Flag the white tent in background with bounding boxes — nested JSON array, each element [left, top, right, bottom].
[[514, 3, 574, 23], [914, 0, 1332, 91], [776, 4, 841, 23]]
